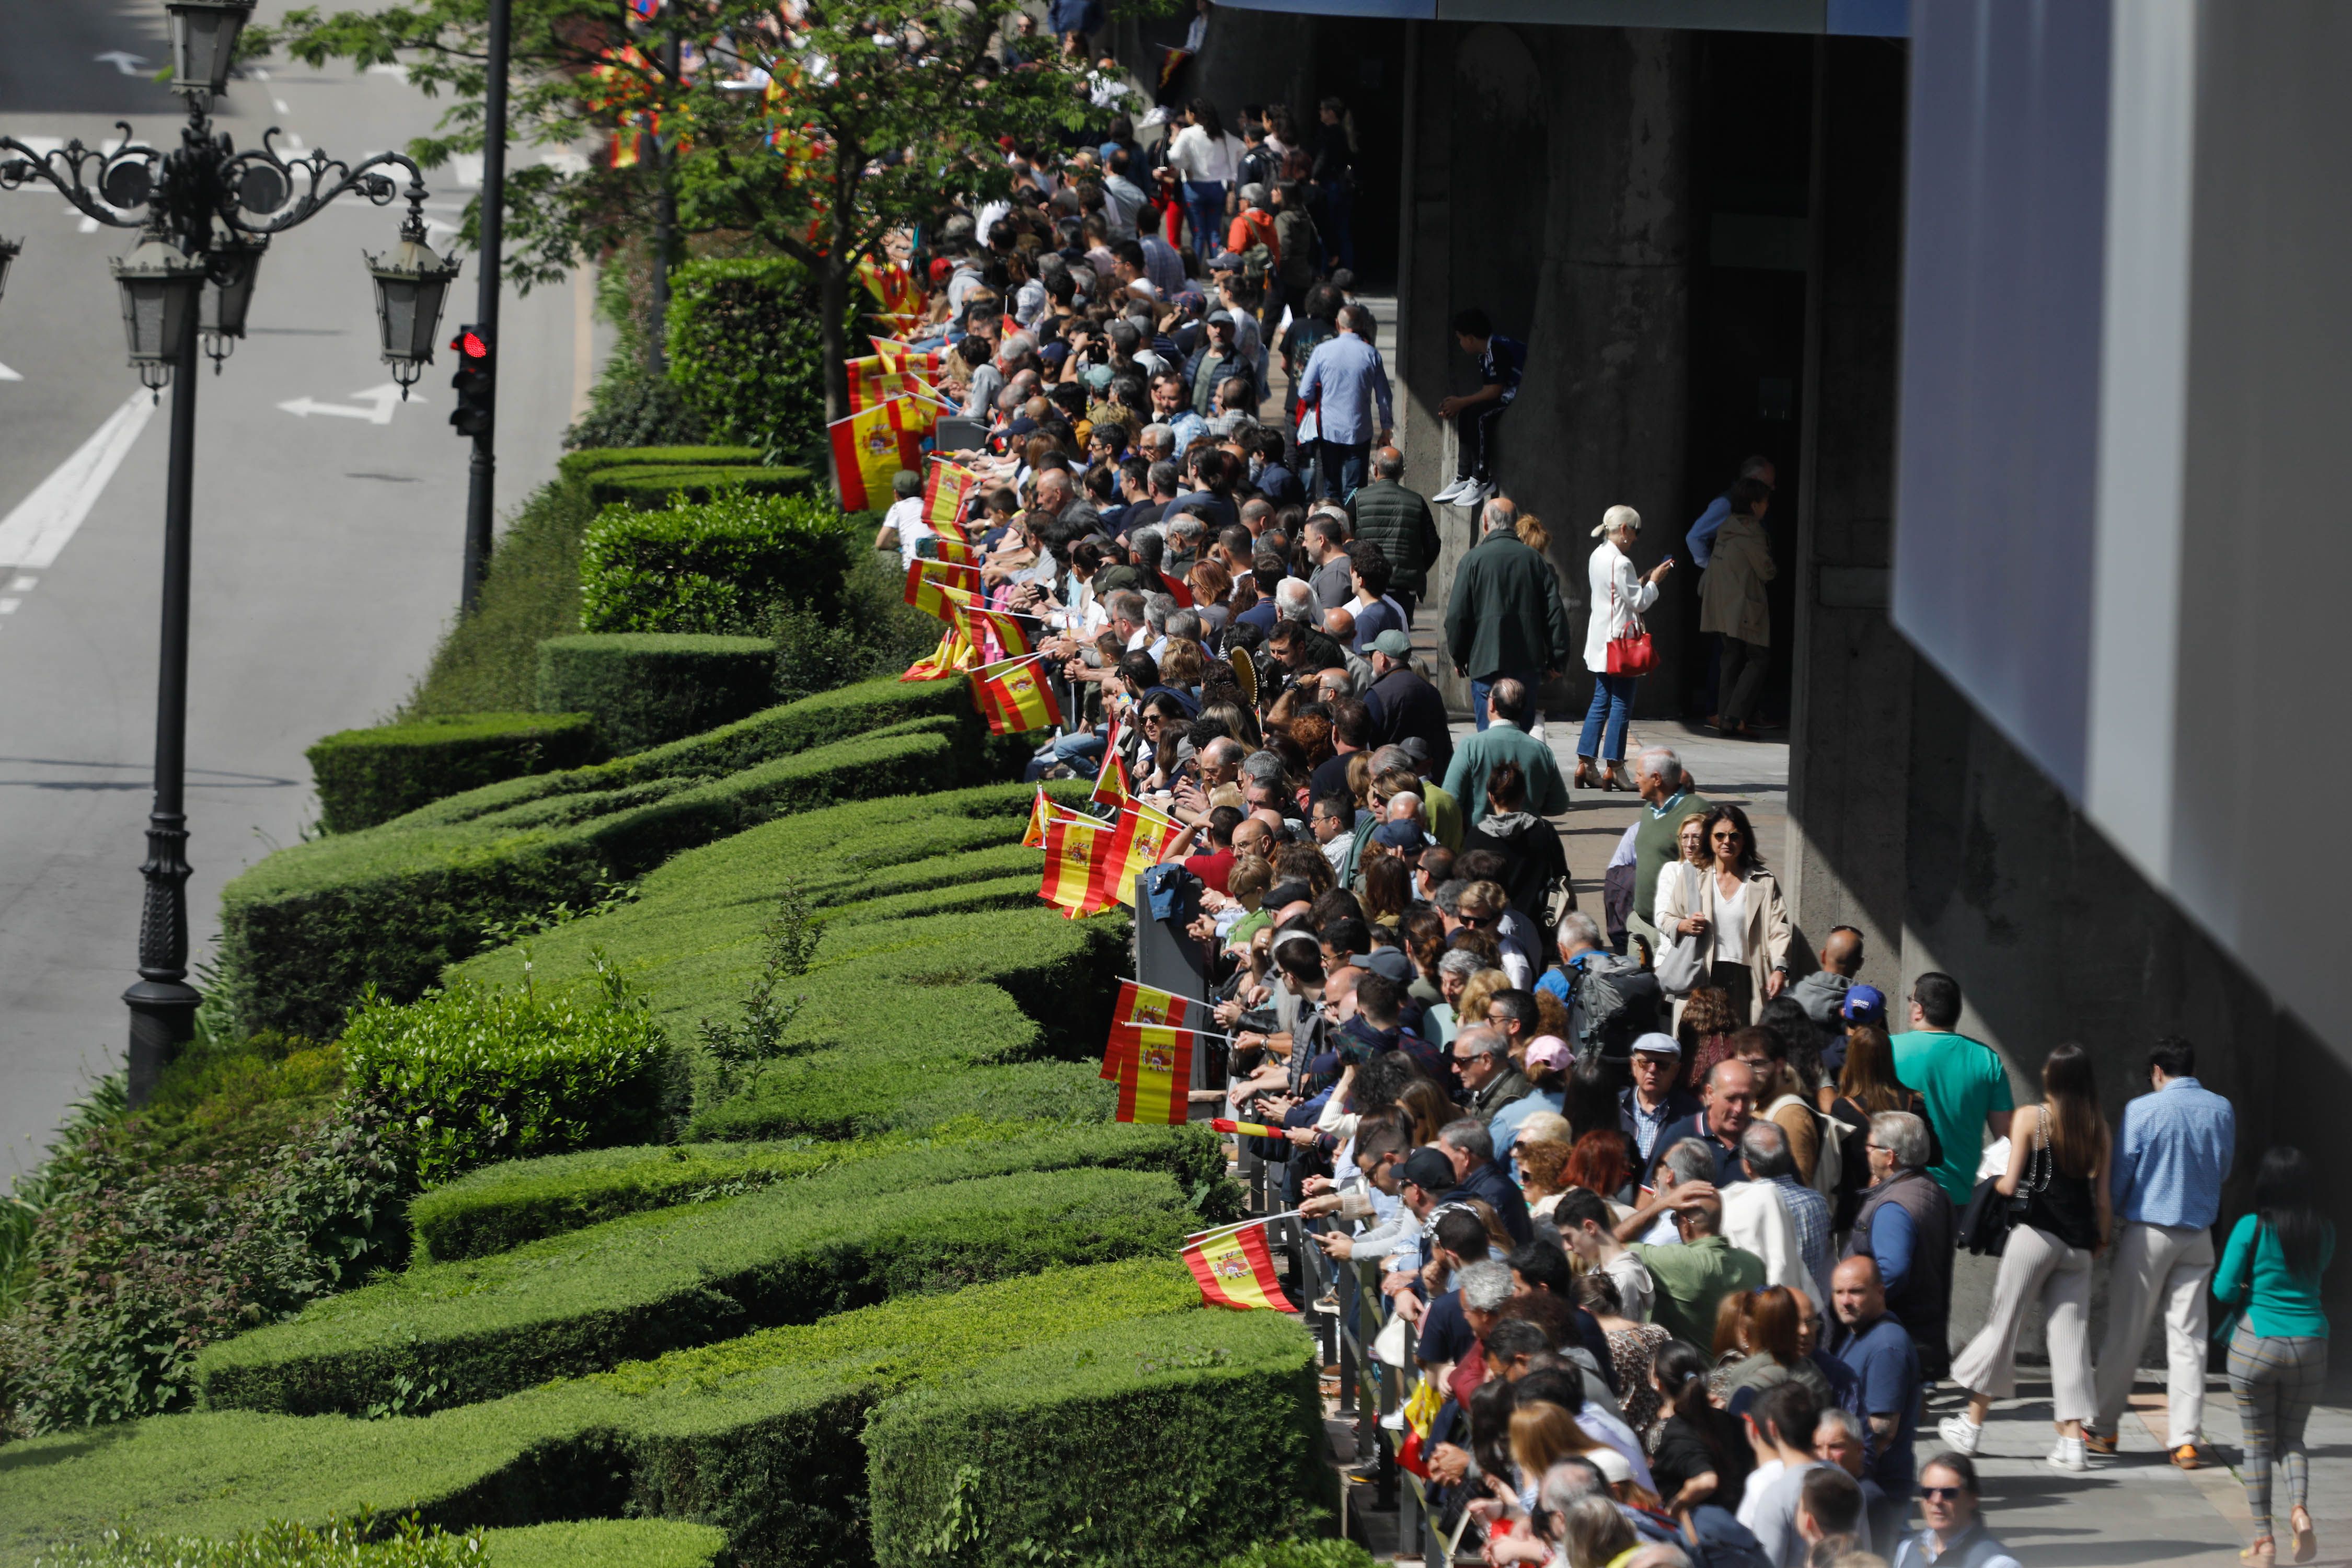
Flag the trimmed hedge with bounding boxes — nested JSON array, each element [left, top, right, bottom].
[[194, 1168, 1196, 1416], [579, 491, 857, 638], [534, 634, 778, 754], [216, 677, 994, 1039], [488, 1521, 726, 1568], [663, 256, 828, 459], [306, 714, 603, 835], [554, 445, 763, 485], [0, 1264, 1202, 1568], [585, 466, 812, 511], [26, 1519, 724, 1568], [867, 1310, 1332, 1567], [410, 1120, 1228, 1262], [341, 981, 675, 1187]]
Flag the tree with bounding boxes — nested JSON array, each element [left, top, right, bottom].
[[255, 0, 1111, 427]]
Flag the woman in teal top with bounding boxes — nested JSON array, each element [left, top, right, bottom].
[[2215, 1146, 2333, 1565]]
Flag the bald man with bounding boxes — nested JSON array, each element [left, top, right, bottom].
[[1830, 1254, 1923, 1545], [1791, 925, 1866, 1051], [1348, 445, 1442, 618]]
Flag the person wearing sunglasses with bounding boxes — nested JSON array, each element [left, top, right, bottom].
[[1892, 1452, 2021, 1568], [1653, 801, 1791, 1023]]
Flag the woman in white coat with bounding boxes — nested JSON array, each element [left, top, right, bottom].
[[1577, 504, 1674, 791], [1162, 99, 1243, 260], [1653, 802, 1792, 1023]]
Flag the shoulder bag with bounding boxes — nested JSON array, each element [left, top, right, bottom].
[[1653, 862, 1711, 995], [1605, 572, 1657, 676]]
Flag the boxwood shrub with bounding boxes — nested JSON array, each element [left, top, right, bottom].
[[554, 446, 762, 485], [340, 981, 675, 1187], [534, 634, 777, 754], [410, 1121, 1230, 1262], [865, 1310, 1332, 1568], [1, 1264, 1203, 1568], [585, 466, 812, 511], [306, 713, 603, 835], [578, 491, 857, 638], [194, 1168, 1196, 1416], [217, 690, 993, 1039]]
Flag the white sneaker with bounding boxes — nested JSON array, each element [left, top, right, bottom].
[[1937, 1415, 1982, 1455], [1528, 722, 1549, 743], [2047, 1436, 2089, 1473], [1465, 480, 1496, 508], [1430, 478, 1471, 505]]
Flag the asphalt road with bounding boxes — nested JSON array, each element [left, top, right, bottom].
[[0, 0, 604, 1169]]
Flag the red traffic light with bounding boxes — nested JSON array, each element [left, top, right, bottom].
[[450, 329, 488, 359]]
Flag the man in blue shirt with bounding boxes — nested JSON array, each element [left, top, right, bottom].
[[1295, 303, 1393, 503], [1432, 308, 1524, 509], [1831, 1254, 1922, 1551], [2086, 1036, 2236, 1466]]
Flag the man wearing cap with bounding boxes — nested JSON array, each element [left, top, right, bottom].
[[1385, 1146, 1467, 1323], [1364, 632, 1453, 777], [1183, 314, 1246, 419], [1620, 1032, 1702, 1168]]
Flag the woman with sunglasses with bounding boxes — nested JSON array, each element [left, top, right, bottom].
[[1652, 803, 1791, 1023]]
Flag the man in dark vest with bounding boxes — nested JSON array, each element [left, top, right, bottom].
[[1844, 1109, 1956, 1380], [1627, 745, 1708, 961], [1348, 446, 1442, 620]]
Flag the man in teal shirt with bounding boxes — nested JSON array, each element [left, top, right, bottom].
[[1891, 972, 2013, 1206]]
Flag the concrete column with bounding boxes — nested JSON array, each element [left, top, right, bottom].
[[1783, 38, 1911, 984], [1511, 26, 1693, 725]]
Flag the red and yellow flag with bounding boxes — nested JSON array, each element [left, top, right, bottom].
[[872, 336, 946, 378], [926, 537, 978, 568], [1115, 1023, 1193, 1125], [828, 398, 921, 511], [954, 603, 1034, 663], [1040, 811, 1113, 915], [1210, 1117, 1285, 1138], [905, 558, 983, 619], [1182, 1221, 1293, 1312], [1102, 979, 1203, 1081], [971, 655, 1061, 736], [1103, 803, 1177, 908], [1023, 787, 1053, 849], [856, 253, 927, 323], [924, 460, 981, 540], [1090, 721, 1129, 806], [900, 622, 974, 683], [1157, 569, 1194, 608]]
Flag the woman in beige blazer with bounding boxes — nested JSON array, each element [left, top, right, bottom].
[[1652, 802, 1791, 1023]]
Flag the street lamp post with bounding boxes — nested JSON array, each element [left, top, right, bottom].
[[0, 0, 460, 1103]]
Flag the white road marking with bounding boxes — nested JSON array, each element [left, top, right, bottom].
[[367, 64, 405, 77], [7, 576, 35, 592], [0, 391, 156, 570], [77, 215, 98, 234], [94, 51, 149, 76], [273, 98, 291, 114], [276, 383, 416, 424], [0, 363, 19, 381], [0, 599, 19, 614]]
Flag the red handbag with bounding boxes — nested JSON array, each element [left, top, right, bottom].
[[1605, 580, 1656, 675]]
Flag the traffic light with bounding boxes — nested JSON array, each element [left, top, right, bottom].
[[449, 324, 494, 437]]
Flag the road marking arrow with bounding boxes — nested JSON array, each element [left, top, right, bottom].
[[276, 383, 417, 425], [0, 363, 20, 382], [0, 392, 156, 570], [94, 51, 149, 75]]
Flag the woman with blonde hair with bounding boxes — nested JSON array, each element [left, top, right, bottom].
[[1577, 503, 1674, 792], [1941, 1041, 2113, 1472]]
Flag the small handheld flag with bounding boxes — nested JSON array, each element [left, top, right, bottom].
[[905, 557, 982, 619], [1103, 978, 1203, 1081], [1040, 811, 1113, 915], [1114, 1024, 1193, 1125], [1157, 569, 1194, 608], [1210, 1117, 1286, 1139], [1091, 720, 1131, 805], [970, 655, 1062, 736], [1182, 1221, 1293, 1312]]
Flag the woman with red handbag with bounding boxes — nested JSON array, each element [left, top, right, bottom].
[[1577, 504, 1674, 790], [1698, 477, 1778, 739]]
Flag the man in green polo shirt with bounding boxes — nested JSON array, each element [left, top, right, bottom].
[[1625, 1142, 1767, 1348], [1626, 746, 1708, 960], [1892, 971, 2015, 1205]]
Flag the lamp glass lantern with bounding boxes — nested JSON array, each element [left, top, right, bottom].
[[0, 235, 20, 307], [165, 0, 258, 98], [364, 221, 462, 393], [110, 228, 207, 391], [199, 231, 267, 366]]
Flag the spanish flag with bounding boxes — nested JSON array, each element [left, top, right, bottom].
[[1210, 1117, 1285, 1138], [1182, 1220, 1293, 1312], [828, 398, 921, 511], [1115, 1023, 1193, 1125], [905, 558, 982, 619], [926, 537, 978, 568], [1157, 569, 1194, 608], [971, 654, 1061, 736], [1103, 802, 1177, 908], [1023, 787, 1053, 849], [872, 336, 946, 377], [1103, 978, 1204, 1081], [900, 621, 974, 683], [955, 603, 1034, 663], [855, 253, 927, 323], [1090, 721, 1129, 806], [1040, 810, 1112, 915], [924, 461, 981, 539]]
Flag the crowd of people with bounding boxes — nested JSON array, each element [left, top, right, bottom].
[[864, 67, 2330, 1568]]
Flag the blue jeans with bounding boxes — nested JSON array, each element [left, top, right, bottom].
[[1180, 181, 1225, 257], [1316, 440, 1369, 502], [1023, 728, 1105, 781], [1577, 672, 1638, 759], [1470, 670, 1541, 732]]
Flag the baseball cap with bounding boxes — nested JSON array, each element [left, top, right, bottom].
[[1396, 735, 1432, 766], [1398, 1147, 1458, 1193], [1371, 820, 1424, 851], [1208, 250, 1245, 271], [1371, 629, 1413, 659], [1630, 1031, 1682, 1058], [1524, 1035, 1572, 1072], [1206, 309, 1236, 327], [1842, 984, 1887, 1024], [1350, 948, 1413, 983], [1588, 1446, 1634, 1487]]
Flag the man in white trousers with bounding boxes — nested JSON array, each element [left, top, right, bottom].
[[2085, 1037, 2236, 1468]]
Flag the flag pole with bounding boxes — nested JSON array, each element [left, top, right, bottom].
[[1184, 1208, 1303, 1245]]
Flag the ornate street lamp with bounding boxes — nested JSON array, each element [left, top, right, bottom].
[[0, 17, 452, 1103], [365, 215, 462, 394], [164, 0, 258, 98], [0, 235, 19, 305]]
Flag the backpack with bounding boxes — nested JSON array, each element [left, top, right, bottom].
[[1765, 1090, 1843, 1198], [1572, 951, 1663, 1059]]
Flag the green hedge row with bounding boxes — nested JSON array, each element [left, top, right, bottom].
[[411, 1120, 1227, 1262], [306, 713, 604, 836], [489, 1521, 726, 1568], [534, 634, 778, 754], [663, 256, 829, 460], [554, 446, 763, 485], [868, 1310, 1332, 1567], [194, 1167, 1195, 1417], [579, 491, 857, 638], [0, 1263, 1220, 1568], [216, 677, 993, 1039], [586, 466, 812, 511], [33, 1519, 727, 1568]]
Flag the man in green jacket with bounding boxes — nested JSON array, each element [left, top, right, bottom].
[[1348, 446, 1443, 618], [1443, 495, 1574, 731]]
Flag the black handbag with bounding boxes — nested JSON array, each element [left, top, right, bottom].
[[1957, 1174, 2015, 1256]]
